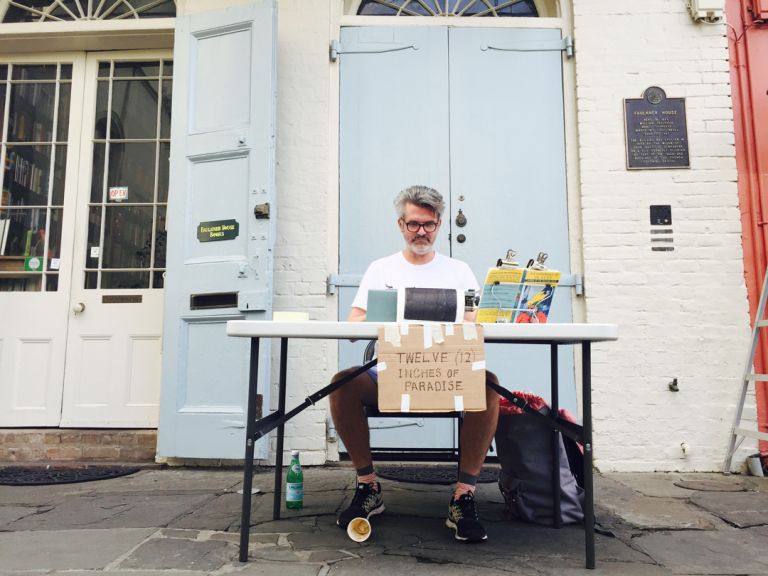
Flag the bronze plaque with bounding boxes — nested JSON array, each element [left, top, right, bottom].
[[624, 86, 689, 170], [102, 295, 143, 304]]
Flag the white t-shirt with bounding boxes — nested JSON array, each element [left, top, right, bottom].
[[351, 251, 479, 311]]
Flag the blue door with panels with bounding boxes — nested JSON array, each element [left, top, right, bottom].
[[338, 26, 574, 451], [157, 1, 277, 459]]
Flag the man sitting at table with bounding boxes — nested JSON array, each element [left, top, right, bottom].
[[329, 185, 500, 543]]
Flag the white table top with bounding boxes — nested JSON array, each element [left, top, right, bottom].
[[226, 320, 618, 343]]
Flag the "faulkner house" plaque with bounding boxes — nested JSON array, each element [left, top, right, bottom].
[[624, 86, 690, 170]]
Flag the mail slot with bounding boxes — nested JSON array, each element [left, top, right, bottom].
[[190, 292, 238, 310]]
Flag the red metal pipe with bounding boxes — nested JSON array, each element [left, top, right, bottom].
[[726, 0, 768, 457]]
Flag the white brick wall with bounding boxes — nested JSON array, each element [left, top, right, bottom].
[[573, 0, 754, 471], [270, 0, 336, 467], [267, 0, 757, 472]]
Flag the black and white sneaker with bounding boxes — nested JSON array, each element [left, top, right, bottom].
[[337, 482, 385, 529], [446, 492, 488, 542]]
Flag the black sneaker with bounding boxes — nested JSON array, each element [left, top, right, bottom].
[[337, 482, 385, 529], [446, 492, 487, 542]]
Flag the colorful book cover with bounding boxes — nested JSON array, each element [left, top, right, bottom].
[[477, 267, 526, 323], [514, 269, 560, 324]]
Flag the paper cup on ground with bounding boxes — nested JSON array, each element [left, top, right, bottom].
[[347, 517, 372, 542], [748, 453, 764, 477]]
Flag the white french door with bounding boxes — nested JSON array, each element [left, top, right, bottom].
[[62, 51, 172, 427], [0, 50, 171, 428]]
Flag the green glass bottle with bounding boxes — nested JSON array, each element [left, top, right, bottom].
[[285, 450, 303, 510]]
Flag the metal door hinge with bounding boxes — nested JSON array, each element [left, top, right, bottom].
[[330, 39, 419, 62], [327, 273, 363, 295], [481, 35, 574, 58]]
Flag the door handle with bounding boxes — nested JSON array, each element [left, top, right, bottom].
[[72, 302, 86, 314], [455, 209, 467, 227]]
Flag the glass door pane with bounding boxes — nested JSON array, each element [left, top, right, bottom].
[[85, 58, 172, 290], [0, 63, 72, 292]]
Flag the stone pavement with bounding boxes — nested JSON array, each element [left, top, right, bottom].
[[0, 464, 767, 576]]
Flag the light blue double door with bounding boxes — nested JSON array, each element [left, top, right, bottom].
[[338, 26, 575, 451]]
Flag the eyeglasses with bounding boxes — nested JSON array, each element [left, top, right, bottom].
[[401, 219, 439, 233]]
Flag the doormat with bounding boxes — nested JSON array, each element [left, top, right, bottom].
[[377, 464, 499, 485], [0, 465, 141, 486]]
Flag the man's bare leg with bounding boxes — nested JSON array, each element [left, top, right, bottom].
[[328, 367, 378, 471], [459, 373, 501, 476]]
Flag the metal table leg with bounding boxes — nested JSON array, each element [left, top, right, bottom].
[[582, 342, 595, 569], [239, 337, 261, 562], [273, 338, 289, 520], [550, 344, 561, 529]]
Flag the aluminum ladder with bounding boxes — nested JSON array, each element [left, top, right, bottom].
[[723, 268, 768, 472]]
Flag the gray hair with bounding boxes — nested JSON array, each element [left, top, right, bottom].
[[393, 185, 445, 219]]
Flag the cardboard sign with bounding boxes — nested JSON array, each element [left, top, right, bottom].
[[376, 323, 486, 413]]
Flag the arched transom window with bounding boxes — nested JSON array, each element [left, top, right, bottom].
[[355, 0, 539, 17], [0, 0, 175, 22]]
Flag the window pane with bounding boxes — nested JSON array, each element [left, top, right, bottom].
[[91, 143, 105, 202], [160, 80, 172, 139], [0, 65, 7, 80], [56, 82, 71, 141], [162, 60, 173, 78], [154, 205, 166, 268], [114, 61, 160, 78], [60, 64, 72, 80], [157, 142, 170, 203], [47, 207, 63, 264], [0, 84, 6, 140], [85, 205, 101, 268], [85, 271, 97, 289], [0, 274, 41, 292], [12, 64, 57, 81], [102, 205, 153, 268], [110, 79, 158, 139], [152, 270, 164, 289], [51, 145, 67, 205], [8, 82, 56, 142], [101, 271, 149, 289], [46, 273, 58, 291], [5, 145, 52, 206], [0, 207, 46, 257], [98, 62, 111, 78], [107, 142, 156, 204], [94, 80, 109, 139]]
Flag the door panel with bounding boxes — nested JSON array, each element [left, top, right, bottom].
[[0, 57, 84, 426], [338, 26, 575, 451], [157, 1, 277, 459], [61, 52, 171, 427], [449, 27, 575, 409], [339, 26, 454, 448]]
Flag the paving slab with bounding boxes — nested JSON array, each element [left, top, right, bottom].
[[118, 535, 234, 571], [0, 504, 47, 528], [0, 528, 156, 570], [169, 492, 243, 531], [234, 561, 323, 576], [603, 473, 694, 499], [634, 526, 768, 575], [690, 490, 768, 528], [84, 468, 244, 493], [327, 554, 523, 576], [9, 491, 215, 530]]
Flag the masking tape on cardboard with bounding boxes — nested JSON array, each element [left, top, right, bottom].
[[384, 325, 401, 346], [454, 395, 464, 412], [445, 324, 455, 336], [423, 325, 433, 349], [432, 324, 445, 344], [463, 323, 478, 341], [400, 394, 411, 413], [377, 362, 387, 371], [472, 360, 486, 371]]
